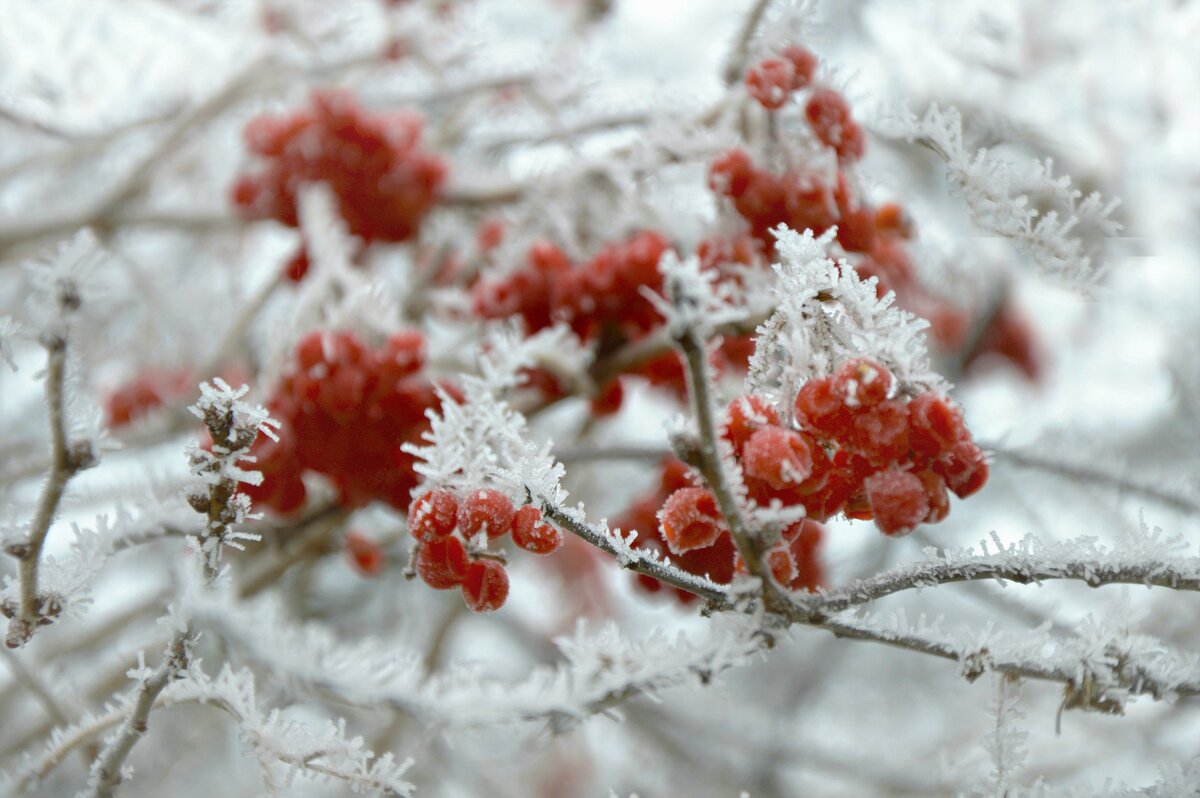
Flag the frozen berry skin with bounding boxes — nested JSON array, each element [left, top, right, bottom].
[[907, 393, 968, 459], [722, 395, 781, 455], [708, 148, 755, 198], [462, 559, 509, 612], [344, 530, 386, 576], [659, 487, 726, 556], [457, 489, 516, 540], [832, 358, 894, 408], [935, 441, 989, 499], [417, 535, 469, 589], [917, 469, 951, 524], [408, 489, 459, 542], [741, 426, 814, 489], [780, 45, 818, 89], [765, 544, 798, 585], [511, 505, 563, 555], [795, 377, 852, 439], [746, 57, 796, 110], [864, 469, 929, 536], [787, 519, 824, 592], [850, 399, 910, 466]]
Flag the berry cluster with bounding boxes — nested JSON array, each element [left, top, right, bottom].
[[232, 89, 447, 247], [743, 46, 863, 162], [472, 231, 670, 340], [730, 358, 988, 535], [242, 330, 451, 515], [408, 488, 563, 611], [614, 459, 825, 605]]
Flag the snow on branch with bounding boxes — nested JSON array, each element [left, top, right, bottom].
[[886, 104, 1121, 284], [749, 226, 946, 407], [190, 590, 764, 734], [20, 664, 413, 796], [802, 526, 1200, 614]]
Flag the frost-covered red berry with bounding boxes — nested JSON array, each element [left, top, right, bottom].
[[780, 45, 818, 89], [708, 148, 754, 198], [935, 441, 989, 499], [864, 470, 929, 536], [457, 489, 516, 540], [832, 358, 894, 408], [766, 544, 797, 585], [742, 426, 815, 489], [408, 489, 459, 542], [722, 395, 781, 454], [462, 559, 509, 611], [511, 505, 563, 555], [659, 487, 725, 555], [805, 88, 864, 162], [417, 535, 469, 590], [745, 57, 796, 110], [907, 393, 968, 458]]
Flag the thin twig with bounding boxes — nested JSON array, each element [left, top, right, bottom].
[[722, 0, 774, 86]]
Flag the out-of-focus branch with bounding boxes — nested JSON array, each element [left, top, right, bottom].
[[722, 0, 774, 86]]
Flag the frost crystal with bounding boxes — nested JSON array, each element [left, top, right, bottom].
[[884, 104, 1121, 284], [749, 226, 945, 405]]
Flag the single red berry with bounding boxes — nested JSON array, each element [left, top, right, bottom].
[[344, 530, 386, 576], [832, 358, 894, 408], [408, 489, 459, 542], [907, 393, 968, 458], [741, 426, 814, 489], [417, 535, 469, 589], [462, 559, 509, 611], [511, 505, 563, 555], [457, 489, 516, 540], [935, 441, 989, 499], [746, 58, 796, 110], [780, 45, 818, 89], [722, 395, 781, 454], [850, 399, 910, 465], [805, 88, 864, 161], [708, 148, 754, 197], [795, 376, 852, 438], [659, 487, 726, 555], [787, 519, 824, 592], [864, 469, 929, 536]]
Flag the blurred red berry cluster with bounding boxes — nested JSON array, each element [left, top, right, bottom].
[[408, 488, 563, 611], [231, 89, 447, 277], [104, 368, 194, 428], [242, 330, 451, 515]]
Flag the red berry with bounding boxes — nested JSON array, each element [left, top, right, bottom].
[[917, 470, 950, 523], [787, 520, 824, 592], [795, 377, 852, 438], [511, 505, 563, 555], [708, 149, 754, 197], [659, 487, 726, 556], [741, 426, 814, 489], [408, 489, 459, 542], [457, 489, 516, 540], [746, 58, 796, 110], [935, 441, 989, 499], [722, 395, 781, 454], [907, 393, 967, 458], [417, 535, 469, 589], [461, 559, 509, 611], [805, 88, 864, 162], [864, 470, 929, 536], [832, 358, 894, 408], [850, 400, 910, 465], [780, 45, 818, 89], [343, 530, 386, 576]]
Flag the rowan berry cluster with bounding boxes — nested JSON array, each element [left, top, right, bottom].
[[242, 329, 449, 515], [407, 488, 563, 611], [231, 88, 447, 270], [733, 357, 987, 535], [614, 459, 826, 605]]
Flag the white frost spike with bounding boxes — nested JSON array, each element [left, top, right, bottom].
[[884, 104, 1121, 285], [405, 327, 567, 506], [749, 226, 945, 405], [650, 250, 745, 338]]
